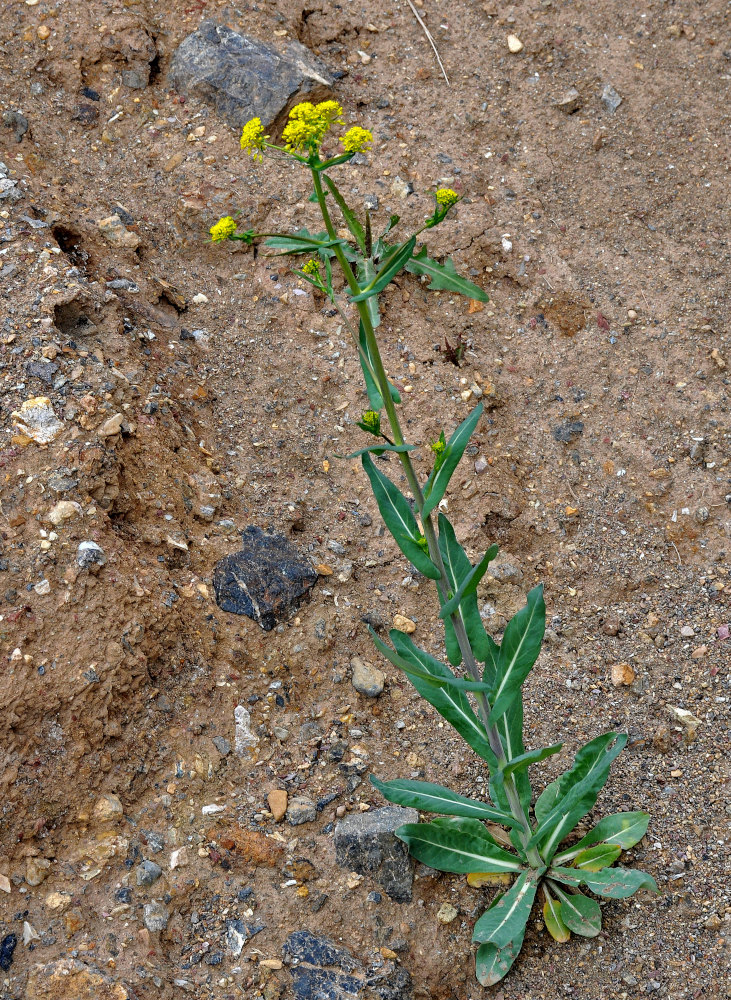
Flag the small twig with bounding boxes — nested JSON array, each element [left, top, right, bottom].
[[566, 480, 580, 502], [670, 541, 682, 566], [405, 0, 450, 86]]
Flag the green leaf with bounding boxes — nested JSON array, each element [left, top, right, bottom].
[[437, 514, 493, 666], [381, 214, 400, 239], [264, 228, 343, 254], [351, 236, 417, 302], [573, 844, 622, 872], [323, 174, 366, 252], [340, 443, 416, 460], [389, 630, 494, 694], [439, 543, 499, 619], [406, 246, 489, 301], [529, 733, 628, 860], [501, 743, 563, 778], [475, 930, 525, 987], [361, 453, 441, 580], [548, 884, 602, 937], [370, 776, 520, 828], [357, 260, 380, 332], [543, 890, 571, 943], [358, 322, 398, 409], [488, 585, 546, 725], [534, 778, 561, 826], [493, 693, 531, 819], [396, 819, 524, 875], [549, 866, 659, 899], [422, 404, 484, 519], [552, 812, 650, 865], [472, 869, 543, 947], [369, 629, 498, 769]]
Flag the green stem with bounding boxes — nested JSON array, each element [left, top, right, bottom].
[[312, 165, 540, 866]]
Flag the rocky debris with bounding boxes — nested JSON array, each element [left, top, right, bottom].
[[98, 215, 141, 250], [555, 88, 582, 114], [97, 413, 126, 438], [287, 796, 317, 826], [611, 662, 635, 686], [436, 902, 458, 924], [143, 900, 169, 932], [507, 34, 524, 53], [45, 500, 82, 526], [553, 420, 584, 443], [25, 958, 131, 999], [282, 931, 412, 1000], [44, 891, 72, 912], [0, 162, 21, 202], [0, 874, 9, 894], [235, 704, 260, 755], [213, 526, 318, 630], [601, 83, 623, 113], [136, 859, 163, 887], [351, 656, 385, 697], [77, 541, 107, 570], [11, 396, 64, 444], [170, 846, 189, 869], [268, 789, 288, 822], [667, 705, 702, 742], [168, 21, 333, 131], [334, 807, 418, 902], [225, 917, 265, 956]]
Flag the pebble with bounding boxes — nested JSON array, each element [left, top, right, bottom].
[[267, 789, 288, 822], [390, 176, 413, 199], [44, 891, 72, 912], [436, 902, 458, 924], [143, 901, 169, 932], [667, 706, 701, 741], [507, 34, 524, 53], [705, 913, 722, 932], [680, 625, 695, 637], [393, 614, 416, 633], [201, 803, 226, 815], [77, 541, 106, 570], [350, 656, 385, 697], [235, 704, 259, 755], [554, 87, 582, 114], [691, 645, 708, 659], [98, 215, 141, 249], [97, 413, 125, 438], [553, 420, 584, 443], [46, 500, 82, 525], [601, 83, 623, 113], [694, 507, 709, 525], [287, 796, 317, 826], [22, 922, 40, 946], [136, 860, 163, 887], [170, 847, 189, 869], [0, 875, 10, 894], [25, 857, 51, 886], [474, 456, 489, 475], [12, 396, 64, 444], [610, 662, 635, 687], [211, 735, 231, 756], [0, 934, 17, 972], [92, 793, 124, 825]]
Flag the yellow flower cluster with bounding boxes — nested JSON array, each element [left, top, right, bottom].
[[301, 258, 322, 277], [340, 126, 373, 154], [282, 100, 344, 152], [360, 410, 381, 434], [209, 216, 237, 242], [435, 188, 460, 209], [240, 117, 268, 159]]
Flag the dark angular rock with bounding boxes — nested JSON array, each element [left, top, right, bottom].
[[333, 807, 418, 902], [284, 930, 360, 972], [552, 420, 584, 443], [0, 933, 17, 971], [168, 21, 333, 131], [136, 860, 162, 887], [213, 525, 317, 630], [25, 360, 58, 384], [2, 111, 29, 143]]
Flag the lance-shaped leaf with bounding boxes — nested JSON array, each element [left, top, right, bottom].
[[472, 868, 543, 947], [361, 453, 441, 579], [340, 443, 416, 460], [370, 776, 520, 828], [357, 321, 398, 407], [422, 404, 483, 519], [549, 865, 659, 899], [437, 514, 493, 666], [439, 543, 500, 620], [492, 693, 531, 818], [351, 236, 417, 302], [264, 229, 345, 254], [385, 629, 495, 693], [573, 843, 622, 872], [323, 174, 366, 252], [552, 811, 650, 865], [396, 818, 524, 875], [357, 261, 380, 331], [529, 733, 628, 860], [543, 889, 571, 943], [406, 246, 489, 302], [547, 884, 602, 937], [475, 905, 526, 988], [369, 629, 498, 770], [488, 586, 546, 725], [501, 743, 563, 778], [534, 777, 561, 826]]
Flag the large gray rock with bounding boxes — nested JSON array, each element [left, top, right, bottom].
[[334, 807, 418, 902], [168, 21, 333, 130]]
